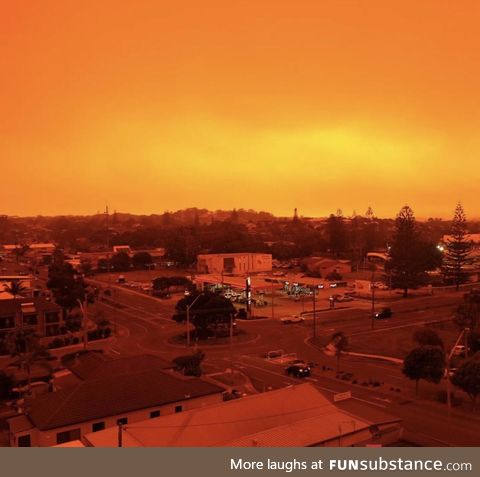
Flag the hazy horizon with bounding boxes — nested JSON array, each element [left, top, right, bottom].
[[2, 1, 480, 218]]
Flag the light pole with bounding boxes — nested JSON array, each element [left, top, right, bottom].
[[370, 265, 377, 330], [186, 294, 202, 348], [312, 286, 317, 341], [77, 299, 88, 350], [271, 282, 275, 320]]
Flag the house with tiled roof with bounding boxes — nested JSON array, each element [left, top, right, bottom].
[[0, 297, 62, 345], [8, 364, 225, 447]]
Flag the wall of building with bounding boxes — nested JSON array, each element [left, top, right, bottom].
[[197, 254, 272, 275], [11, 392, 223, 447]]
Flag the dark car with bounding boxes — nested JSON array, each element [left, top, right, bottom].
[[285, 363, 311, 378], [374, 307, 393, 319]]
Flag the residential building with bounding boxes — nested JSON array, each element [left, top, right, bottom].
[[0, 297, 62, 341], [82, 384, 403, 447], [197, 253, 272, 275], [8, 365, 225, 447]]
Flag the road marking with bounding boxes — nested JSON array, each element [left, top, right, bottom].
[[305, 377, 318, 382], [237, 359, 387, 408], [110, 348, 121, 355]]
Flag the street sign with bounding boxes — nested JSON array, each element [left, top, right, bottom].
[[333, 391, 352, 402]]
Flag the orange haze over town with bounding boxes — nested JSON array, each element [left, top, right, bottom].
[[1, 1, 480, 218]]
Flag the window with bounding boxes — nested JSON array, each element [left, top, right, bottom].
[[46, 324, 60, 337], [116, 417, 128, 426], [150, 410, 160, 419], [45, 312, 60, 324], [0, 316, 15, 329], [175, 405, 183, 413], [18, 434, 31, 447], [56, 428, 81, 445], [22, 314, 38, 326], [92, 422, 105, 432]]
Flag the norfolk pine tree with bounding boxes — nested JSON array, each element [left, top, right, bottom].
[[386, 206, 428, 297], [442, 203, 474, 291]]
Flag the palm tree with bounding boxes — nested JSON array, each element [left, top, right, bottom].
[[331, 331, 349, 373], [6, 330, 53, 391], [5, 281, 27, 298]]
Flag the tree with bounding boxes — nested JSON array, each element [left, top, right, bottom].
[[5, 281, 27, 298], [6, 330, 53, 390], [153, 276, 194, 295], [386, 206, 429, 297], [402, 346, 445, 395], [454, 289, 480, 334], [173, 291, 236, 339], [132, 251, 153, 269], [451, 354, 480, 409], [0, 371, 14, 399], [412, 328, 444, 349], [172, 350, 205, 376], [468, 331, 480, 354], [330, 332, 348, 373], [47, 251, 87, 316], [110, 252, 131, 271], [442, 203, 474, 290], [325, 214, 347, 257]]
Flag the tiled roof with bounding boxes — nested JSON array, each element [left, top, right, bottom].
[[26, 369, 224, 430], [66, 354, 172, 380], [0, 297, 61, 316]]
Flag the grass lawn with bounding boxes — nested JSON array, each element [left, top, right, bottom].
[[348, 320, 462, 359]]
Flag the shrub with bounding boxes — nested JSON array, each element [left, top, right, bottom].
[[49, 337, 65, 349]]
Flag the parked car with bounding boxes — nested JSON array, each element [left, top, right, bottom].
[[117, 275, 126, 284], [285, 363, 311, 378], [281, 315, 305, 324], [374, 307, 393, 319]]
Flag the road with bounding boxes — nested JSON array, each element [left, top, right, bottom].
[[58, 280, 480, 446]]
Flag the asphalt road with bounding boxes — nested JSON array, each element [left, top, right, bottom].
[[73, 282, 480, 446]]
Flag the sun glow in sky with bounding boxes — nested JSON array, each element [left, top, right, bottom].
[[2, 0, 480, 217]]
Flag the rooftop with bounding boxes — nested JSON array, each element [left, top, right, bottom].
[[65, 353, 172, 381], [21, 369, 224, 430], [83, 384, 401, 447], [0, 297, 60, 316]]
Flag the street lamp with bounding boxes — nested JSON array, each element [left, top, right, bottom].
[[77, 299, 88, 350], [186, 294, 202, 347], [370, 265, 377, 330]]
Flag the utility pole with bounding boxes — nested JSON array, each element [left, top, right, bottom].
[[186, 294, 202, 348], [271, 283, 274, 320], [446, 327, 470, 430], [118, 423, 123, 447], [371, 266, 376, 330], [77, 299, 88, 350]]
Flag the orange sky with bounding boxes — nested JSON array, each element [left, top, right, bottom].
[[1, 1, 480, 218]]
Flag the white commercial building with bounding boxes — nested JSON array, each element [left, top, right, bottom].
[[197, 253, 272, 275]]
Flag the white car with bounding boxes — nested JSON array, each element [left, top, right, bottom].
[[281, 315, 305, 325]]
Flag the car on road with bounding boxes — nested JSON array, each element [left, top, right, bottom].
[[280, 315, 305, 324], [444, 368, 458, 379], [374, 307, 393, 319], [285, 363, 311, 378], [331, 294, 354, 302], [452, 345, 466, 357]]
